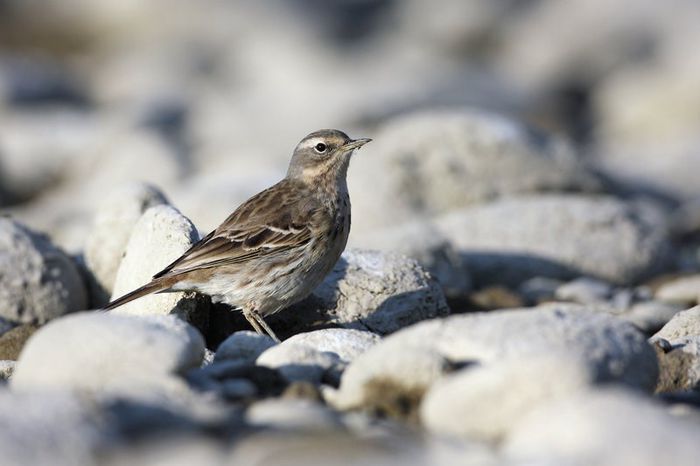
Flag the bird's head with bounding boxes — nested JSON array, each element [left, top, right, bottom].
[[286, 129, 371, 184]]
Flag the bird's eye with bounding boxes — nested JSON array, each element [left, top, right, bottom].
[[314, 142, 327, 153]]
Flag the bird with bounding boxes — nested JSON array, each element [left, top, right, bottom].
[[104, 129, 371, 342]]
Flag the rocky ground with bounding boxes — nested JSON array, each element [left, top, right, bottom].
[[1, 1, 700, 465]]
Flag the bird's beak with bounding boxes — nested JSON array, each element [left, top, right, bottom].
[[342, 138, 372, 152]]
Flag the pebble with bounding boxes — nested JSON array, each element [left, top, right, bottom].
[[109, 205, 208, 325], [256, 343, 341, 384], [504, 388, 700, 466], [214, 330, 277, 364], [334, 304, 658, 418], [281, 328, 381, 363], [420, 355, 593, 441], [0, 218, 87, 323], [435, 195, 671, 286], [12, 312, 205, 397], [83, 183, 167, 305], [653, 306, 700, 342], [655, 275, 700, 306]]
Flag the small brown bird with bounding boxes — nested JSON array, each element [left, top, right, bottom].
[[105, 129, 370, 342]]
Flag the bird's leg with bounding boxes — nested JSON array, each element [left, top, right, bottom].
[[252, 310, 281, 343], [242, 308, 265, 336]]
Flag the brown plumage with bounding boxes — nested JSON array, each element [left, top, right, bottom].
[[104, 129, 370, 342]]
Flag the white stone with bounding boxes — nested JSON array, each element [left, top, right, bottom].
[[256, 343, 339, 384], [110, 205, 201, 320], [12, 312, 204, 397], [335, 305, 658, 412], [504, 388, 700, 466], [655, 275, 700, 306], [282, 328, 380, 363], [435, 195, 670, 285], [310, 249, 449, 334], [84, 183, 167, 304], [0, 218, 87, 323], [420, 355, 593, 441], [245, 399, 342, 430], [349, 109, 603, 235], [214, 331, 277, 364], [653, 306, 700, 342]]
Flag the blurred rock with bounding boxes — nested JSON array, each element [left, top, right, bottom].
[[350, 110, 604, 235], [518, 277, 563, 305], [653, 306, 700, 342], [420, 355, 593, 441], [593, 2, 700, 202], [334, 305, 657, 417], [245, 398, 342, 431], [0, 317, 16, 336], [670, 198, 700, 239], [282, 328, 381, 364], [0, 390, 106, 466], [84, 183, 168, 306], [622, 300, 684, 335], [0, 108, 102, 203], [12, 312, 204, 398], [504, 388, 700, 466], [467, 285, 523, 310], [0, 324, 39, 360], [213, 331, 276, 364], [0, 360, 14, 380], [555, 277, 614, 304], [436, 194, 671, 286], [189, 360, 287, 400], [351, 221, 472, 300], [0, 218, 87, 323], [256, 343, 340, 384], [110, 205, 209, 327], [0, 56, 89, 107], [655, 275, 700, 306]]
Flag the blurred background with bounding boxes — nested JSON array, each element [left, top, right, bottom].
[[1, 0, 699, 258]]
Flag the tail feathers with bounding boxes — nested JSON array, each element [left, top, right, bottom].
[[103, 280, 170, 311]]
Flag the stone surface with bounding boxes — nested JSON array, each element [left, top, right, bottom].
[[504, 389, 700, 466], [245, 399, 342, 431], [435, 194, 671, 286], [296, 249, 449, 335], [214, 331, 276, 364], [0, 360, 15, 380], [555, 277, 614, 304], [420, 355, 593, 441], [12, 312, 205, 396], [110, 205, 207, 325], [655, 275, 700, 306], [0, 218, 87, 323], [334, 305, 658, 417], [655, 336, 700, 392], [84, 183, 168, 306], [256, 342, 340, 384], [0, 390, 106, 466], [282, 328, 381, 364], [0, 324, 39, 360], [350, 222, 472, 299], [622, 300, 684, 335], [653, 306, 700, 341], [349, 109, 603, 235]]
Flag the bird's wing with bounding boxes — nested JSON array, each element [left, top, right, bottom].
[[153, 180, 322, 278]]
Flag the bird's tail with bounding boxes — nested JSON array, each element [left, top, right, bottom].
[[103, 279, 171, 311]]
